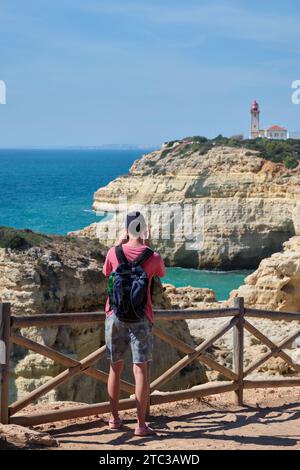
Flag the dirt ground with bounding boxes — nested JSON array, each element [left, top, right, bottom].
[[11, 387, 296, 450]]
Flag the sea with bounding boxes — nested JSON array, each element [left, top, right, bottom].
[[0, 148, 251, 300]]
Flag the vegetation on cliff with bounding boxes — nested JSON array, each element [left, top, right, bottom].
[[164, 135, 300, 169], [0, 227, 105, 262], [0, 226, 51, 249]]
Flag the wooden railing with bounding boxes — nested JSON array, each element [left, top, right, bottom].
[[1, 297, 300, 427]]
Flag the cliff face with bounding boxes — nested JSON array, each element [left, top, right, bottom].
[[163, 241, 300, 379], [222, 236, 300, 376], [0, 229, 206, 406], [0, 234, 107, 404], [77, 143, 300, 269], [231, 236, 300, 312]]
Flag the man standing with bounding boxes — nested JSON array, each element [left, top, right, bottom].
[[103, 211, 165, 436]]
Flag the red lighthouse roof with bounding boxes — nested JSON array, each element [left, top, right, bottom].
[[266, 125, 287, 131], [251, 100, 259, 112]]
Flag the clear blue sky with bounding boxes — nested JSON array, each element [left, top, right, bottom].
[[0, 0, 300, 147]]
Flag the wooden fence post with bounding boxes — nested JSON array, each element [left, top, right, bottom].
[[0, 303, 11, 424], [233, 297, 244, 406]]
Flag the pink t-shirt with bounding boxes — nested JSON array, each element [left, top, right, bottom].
[[103, 244, 166, 322]]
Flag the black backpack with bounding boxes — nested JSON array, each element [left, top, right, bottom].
[[108, 245, 154, 322]]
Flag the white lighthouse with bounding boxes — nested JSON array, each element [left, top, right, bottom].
[[250, 100, 260, 139]]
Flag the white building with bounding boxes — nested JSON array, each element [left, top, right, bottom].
[[250, 100, 289, 140], [264, 125, 288, 140]]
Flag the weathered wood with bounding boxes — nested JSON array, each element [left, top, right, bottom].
[[5, 298, 300, 429], [0, 304, 11, 424], [10, 307, 300, 328], [243, 326, 300, 377], [150, 381, 238, 405], [150, 316, 238, 392], [233, 298, 245, 406], [153, 325, 238, 381], [11, 333, 135, 394], [9, 345, 107, 415], [245, 308, 300, 322], [153, 308, 238, 321], [11, 308, 238, 328], [10, 376, 300, 427], [244, 378, 300, 389], [10, 381, 237, 427], [244, 320, 300, 375], [10, 397, 137, 426], [11, 312, 106, 328]]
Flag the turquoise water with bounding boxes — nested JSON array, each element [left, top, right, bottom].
[[164, 267, 251, 300], [0, 148, 250, 295], [0, 149, 144, 234]]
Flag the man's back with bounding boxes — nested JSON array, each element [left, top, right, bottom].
[[103, 243, 166, 322]]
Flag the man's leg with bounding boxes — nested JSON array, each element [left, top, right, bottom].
[[133, 362, 148, 427], [105, 314, 128, 424], [108, 359, 124, 420]]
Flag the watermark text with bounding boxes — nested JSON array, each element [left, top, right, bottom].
[[0, 80, 6, 105], [291, 80, 300, 105], [95, 196, 205, 251]]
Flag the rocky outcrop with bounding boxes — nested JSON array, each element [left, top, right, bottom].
[[0, 424, 58, 448], [154, 256, 300, 380], [178, 238, 300, 380], [0, 232, 107, 404], [162, 284, 216, 309], [0, 229, 207, 406], [230, 236, 300, 312], [74, 142, 300, 269], [0, 233, 107, 316]]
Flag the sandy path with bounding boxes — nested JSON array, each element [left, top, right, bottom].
[[26, 387, 300, 451]]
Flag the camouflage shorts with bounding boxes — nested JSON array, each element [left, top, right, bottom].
[[105, 313, 153, 364]]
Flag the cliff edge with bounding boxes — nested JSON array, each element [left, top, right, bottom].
[[76, 140, 300, 269]]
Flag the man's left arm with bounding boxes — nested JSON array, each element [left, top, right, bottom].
[[156, 254, 166, 278], [102, 248, 113, 277]]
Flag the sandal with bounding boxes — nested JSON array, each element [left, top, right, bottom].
[[134, 424, 156, 437], [108, 417, 123, 430]]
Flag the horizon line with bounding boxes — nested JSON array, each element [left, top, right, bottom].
[[0, 144, 160, 150]]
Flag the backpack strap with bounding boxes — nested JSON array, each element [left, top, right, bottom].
[[115, 245, 128, 264], [132, 247, 154, 267]]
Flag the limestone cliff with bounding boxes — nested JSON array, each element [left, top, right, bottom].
[[181, 237, 300, 379], [76, 142, 300, 269], [231, 236, 300, 312]]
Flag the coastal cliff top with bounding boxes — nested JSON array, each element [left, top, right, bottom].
[[84, 137, 300, 270], [129, 145, 289, 179], [0, 226, 105, 259], [128, 136, 300, 179], [93, 137, 300, 209]]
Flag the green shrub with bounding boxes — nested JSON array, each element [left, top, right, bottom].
[[0, 227, 50, 249], [283, 154, 298, 169], [165, 140, 177, 148], [177, 135, 300, 168]]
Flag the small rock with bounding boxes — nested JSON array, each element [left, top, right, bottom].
[[0, 424, 59, 448]]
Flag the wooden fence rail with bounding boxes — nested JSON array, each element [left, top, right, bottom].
[[1, 297, 300, 427]]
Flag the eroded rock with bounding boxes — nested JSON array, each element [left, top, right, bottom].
[[73, 144, 300, 269], [0, 424, 58, 448]]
